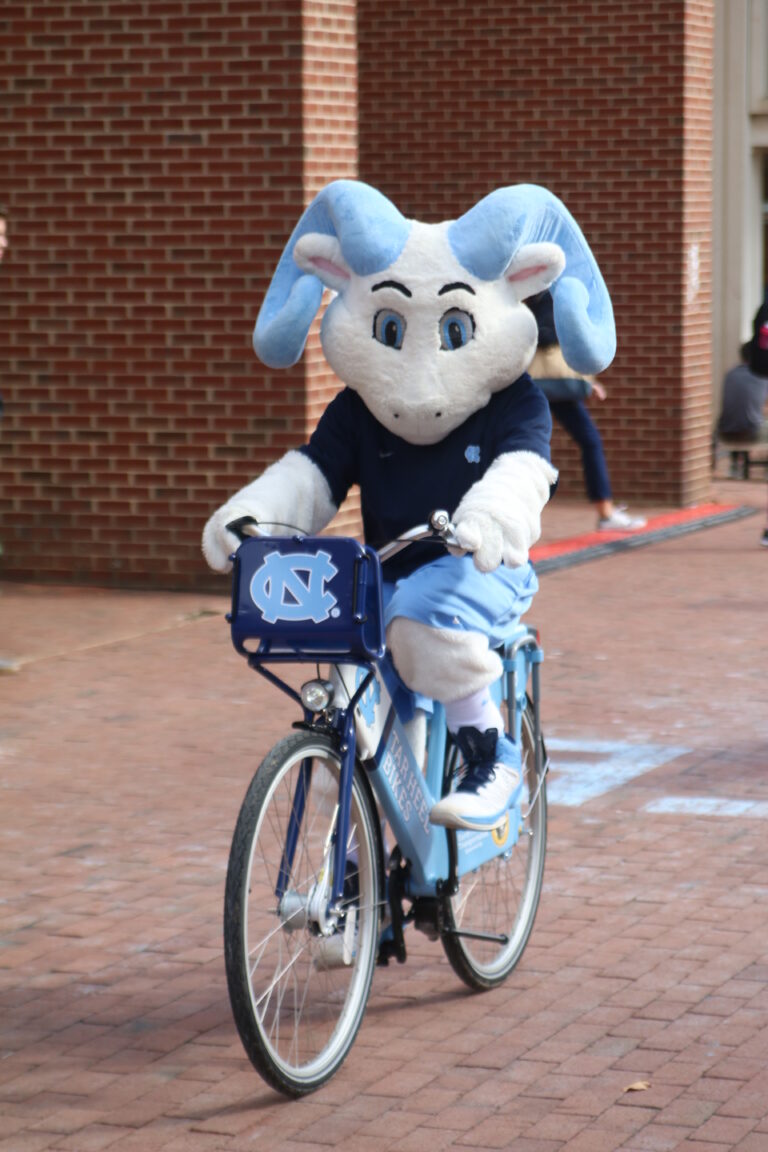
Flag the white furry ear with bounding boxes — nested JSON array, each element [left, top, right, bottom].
[[293, 233, 352, 292], [504, 242, 565, 301]]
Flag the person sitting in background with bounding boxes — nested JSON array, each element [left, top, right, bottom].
[[717, 309, 768, 448], [527, 290, 645, 532]]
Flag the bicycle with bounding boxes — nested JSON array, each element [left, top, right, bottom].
[[222, 511, 549, 1097]]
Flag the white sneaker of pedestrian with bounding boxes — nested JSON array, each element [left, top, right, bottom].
[[597, 506, 646, 532]]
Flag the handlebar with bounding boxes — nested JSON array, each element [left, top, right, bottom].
[[376, 510, 460, 562], [226, 510, 461, 559]]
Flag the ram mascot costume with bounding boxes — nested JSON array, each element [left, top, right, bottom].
[[203, 181, 615, 831]]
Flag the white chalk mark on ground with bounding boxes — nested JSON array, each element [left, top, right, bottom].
[[545, 738, 690, 807], [644, 796, 768, 819]]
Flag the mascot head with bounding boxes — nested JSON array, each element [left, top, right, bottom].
[[253, 181, 615, 446]]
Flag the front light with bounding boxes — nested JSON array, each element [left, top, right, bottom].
[[300, 679, 335, 713]]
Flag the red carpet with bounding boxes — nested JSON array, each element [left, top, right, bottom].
[[531, 503, 756, 573]]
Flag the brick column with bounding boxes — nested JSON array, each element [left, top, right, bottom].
[[680, 1, 714, 503], [358, 0, 714, 507], [301, 0, 360, 532]]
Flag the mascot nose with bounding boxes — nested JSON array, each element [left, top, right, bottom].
[[391, 405, 444, 422]]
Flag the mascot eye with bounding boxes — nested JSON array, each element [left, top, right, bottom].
[[439, 308, 475, 350], [373, 309, 406, 349]]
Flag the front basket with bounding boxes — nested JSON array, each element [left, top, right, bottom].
[[228, 535, 386, 663]]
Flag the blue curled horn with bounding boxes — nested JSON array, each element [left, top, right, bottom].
[[253, 180, 412, 369], [448, 184, 616, 374]]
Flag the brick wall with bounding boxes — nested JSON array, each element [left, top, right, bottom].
[[1, 1, 714, 590], [358, 0, 713, 508], [0, 0, 356, 589]]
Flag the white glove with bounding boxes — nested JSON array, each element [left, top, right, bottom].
[[201, 450, 337, 574], [452, 451, 558, 573], [453, 511, 528, 572]]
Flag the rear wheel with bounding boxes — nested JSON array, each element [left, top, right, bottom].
[[224, 731, 381, 1096], [441, 705, 547, 990]]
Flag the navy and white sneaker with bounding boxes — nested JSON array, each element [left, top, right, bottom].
[[429, 726, 521, 832]]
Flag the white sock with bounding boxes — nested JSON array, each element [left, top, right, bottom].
[[444, 687, 505, 736]]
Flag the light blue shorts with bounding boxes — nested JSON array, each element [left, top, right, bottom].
[[383, 554, 538, 647]]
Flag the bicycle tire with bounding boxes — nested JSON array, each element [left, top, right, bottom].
[[224, 730, 381, 1096], [441, 703, 547, 990]]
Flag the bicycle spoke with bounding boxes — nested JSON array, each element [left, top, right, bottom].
[[254, 937, 308, 1013]]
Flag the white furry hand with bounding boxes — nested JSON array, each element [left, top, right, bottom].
[[453, 512, 527, 572], [454, 513, 500, 571], [201, 502, 258, 573], [201, 451, 338, 574], [451, 451, 557, 574]]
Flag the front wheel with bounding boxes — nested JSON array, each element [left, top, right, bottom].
[[224, 731, 381, 1096], [441, 704, 547, 990]]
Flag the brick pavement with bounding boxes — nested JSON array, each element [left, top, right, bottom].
[[1, 476, 767, 1151]]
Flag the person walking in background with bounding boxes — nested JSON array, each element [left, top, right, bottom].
[[0, 206, 6, 559], [0, 207, 5, 427], [527, 290, 645, 532], [746, 297, 768, 548]]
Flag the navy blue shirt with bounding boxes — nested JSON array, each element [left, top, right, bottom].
[[300, 375, 552, 579]]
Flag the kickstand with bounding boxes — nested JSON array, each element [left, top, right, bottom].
[[378, 848, 408, 966]]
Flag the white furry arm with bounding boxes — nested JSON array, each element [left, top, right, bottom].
[[201, 450, 337, 573], [452, 451, 558, 572]]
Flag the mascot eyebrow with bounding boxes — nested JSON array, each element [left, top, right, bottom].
[[372, 279, 476, 298], [439, 282, 476, 296], [372, 279, 412, 296]]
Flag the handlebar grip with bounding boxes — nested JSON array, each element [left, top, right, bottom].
[[226, 515, 261, 543]]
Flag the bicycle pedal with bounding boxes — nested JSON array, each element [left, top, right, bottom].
[[412, 897, 440, 941]]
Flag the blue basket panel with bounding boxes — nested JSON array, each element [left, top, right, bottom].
[[229, 536, 385, 662]]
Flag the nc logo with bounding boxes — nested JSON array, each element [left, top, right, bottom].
[[249, 550, 339, 624]]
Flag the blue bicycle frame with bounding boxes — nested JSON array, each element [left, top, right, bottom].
[[228, 530, 543, 923]]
